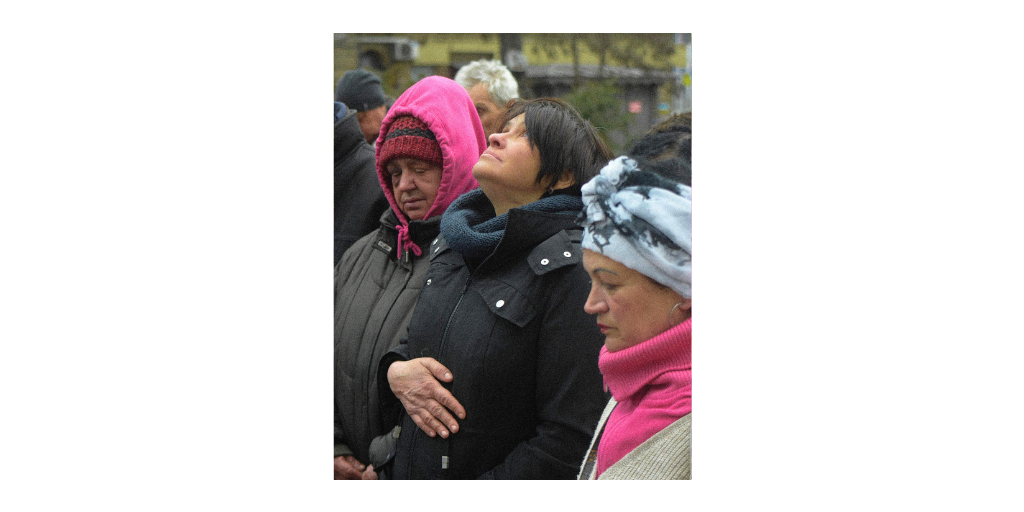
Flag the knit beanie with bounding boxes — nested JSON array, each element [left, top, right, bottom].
[[378, 116, 443, 169], [580, 156, 692, 299], [335, 69, 387, 111]]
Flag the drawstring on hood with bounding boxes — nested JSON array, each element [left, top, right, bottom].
[[395, 224, 421, 258], [374, 76, 486, 259]]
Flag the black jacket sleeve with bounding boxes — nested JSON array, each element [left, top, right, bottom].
[[376, 340, 411, 431]]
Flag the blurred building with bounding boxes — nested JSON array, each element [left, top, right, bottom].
[[525, 64, 676, 149], [334, 33, 691, 152]]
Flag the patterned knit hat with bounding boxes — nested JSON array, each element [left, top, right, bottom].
[[378, 116, 443, 169]]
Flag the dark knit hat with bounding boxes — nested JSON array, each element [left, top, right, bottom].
[[334, 69, 386, 111], [378, 116, 443, 168]]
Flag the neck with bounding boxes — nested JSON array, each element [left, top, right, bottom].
[[489, 199, 529, 218], [491, 204, 512, 217], [484, 191, 544, 217]]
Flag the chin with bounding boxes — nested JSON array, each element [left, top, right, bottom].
[[471, 162, 487, 180], [605, 335, 644, 353]]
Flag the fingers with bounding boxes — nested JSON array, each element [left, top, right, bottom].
[[425, 400, 458, 436], [417, 357, 454, 383], [415, 357, 466, 421], [334, 455, 364, 480], [342, 455, 366, 471], [410, 401, 460, 438], [410, 411, 445, 438], [407, 389, 462, 438], [427, 390, 463, 434], [392, 358, 469, 439], [362, 464, 378, 480], [434, 388, 466, 422], [412, 358, 464, 415]]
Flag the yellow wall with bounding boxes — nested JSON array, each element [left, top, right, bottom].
[[519, 36, 688, 69], [414, 34, 502, 65], [337, 34, 687, 73], [335, 34, 690, 117]]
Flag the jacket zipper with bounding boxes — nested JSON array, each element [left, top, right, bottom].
[[438, 274, 472, 361], [438, 249, 497, 357], [422, 251, 492, 475], [429, 273, 473, 475]]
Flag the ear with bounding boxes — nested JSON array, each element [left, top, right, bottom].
[[550, 171, 575, 191], [670, 298, 692, 323]]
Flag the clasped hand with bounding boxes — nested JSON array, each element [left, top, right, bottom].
[[334, 455, 377, 480], [387, 357, 466, 439]]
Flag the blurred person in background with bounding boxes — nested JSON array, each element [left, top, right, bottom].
[[335, 68, 389, 144], [334, 99, 388, 265], [575, 123, 692, 479], [632, 111, 690, 186], [334, 76, 485, 479], [374, 98, 612, 479], [454, 59, 519, 140]]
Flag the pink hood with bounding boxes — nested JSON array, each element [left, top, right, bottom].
[[374, 76, 485, 256]]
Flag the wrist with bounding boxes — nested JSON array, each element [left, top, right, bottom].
[[387, 360, 403, 388]]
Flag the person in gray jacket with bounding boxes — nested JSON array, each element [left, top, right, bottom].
[[334, 76, 485, 479]]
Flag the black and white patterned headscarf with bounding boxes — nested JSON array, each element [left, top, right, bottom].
[[580, 156, 691, 299]]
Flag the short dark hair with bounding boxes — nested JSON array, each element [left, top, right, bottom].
[[628, 112, 691, 186], [499, 98, 615, 196]]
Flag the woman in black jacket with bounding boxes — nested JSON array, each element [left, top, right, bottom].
[[375, 98, 614, 479]]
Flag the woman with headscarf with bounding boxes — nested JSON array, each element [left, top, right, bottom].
[[374, 98, 614, 479], [575, 133, 692, 480]]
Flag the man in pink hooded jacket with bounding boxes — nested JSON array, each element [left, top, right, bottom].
[[334, 76, 486, 479]]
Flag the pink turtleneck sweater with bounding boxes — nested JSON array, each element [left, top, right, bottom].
[[595, 317, 691, 477]]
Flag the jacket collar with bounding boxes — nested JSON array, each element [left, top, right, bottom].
[[373, 208, 441, 260], [479, 208, 581, 271]]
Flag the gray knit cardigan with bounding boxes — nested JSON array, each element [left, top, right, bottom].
[[579, 398, 692, 480]]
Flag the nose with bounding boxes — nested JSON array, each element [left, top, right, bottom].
[[396, 171, 417, 191], [583, 283, 606, 315], [487, 131, 505, 148]]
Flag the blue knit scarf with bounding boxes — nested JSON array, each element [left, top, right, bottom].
[[441, 189, 584, 261]]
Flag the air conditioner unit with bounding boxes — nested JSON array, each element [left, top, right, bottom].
[[393, 41, 419, 61]]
